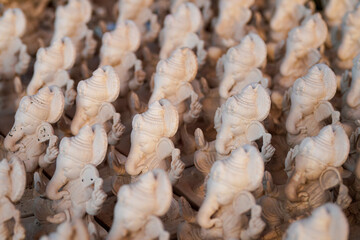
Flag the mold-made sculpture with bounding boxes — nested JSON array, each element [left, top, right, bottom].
[[107, 169, 172, 240]]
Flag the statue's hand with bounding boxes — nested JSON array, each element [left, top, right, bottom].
[[45, 137, 59, 164], [65, 82, 77, 106], [297, 192, 309, 202], [261, 134, 275, 162], [264, 171, 274, 196], [170, 149, 185, 178], [210, 218, 222, 228], [336, 184, 352, 209], [15, 44, 30, 75], [134, 69, 146, 86], [92, 179, 107, 207], [244, 205, 266, 239], [13, 224, 25, 240], [331, 111, 340, 124], [112, 113, 125, 139], [189, 93, 202, 119]]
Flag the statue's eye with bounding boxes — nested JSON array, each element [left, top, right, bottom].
[[91, 178, 93, 181], [82, 179, 84, 182]]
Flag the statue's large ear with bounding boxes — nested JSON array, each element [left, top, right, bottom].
[[62, 37, 76, 70], [319, 167, 342, 190], [248, 33, 267, 68], [153, 169, 173, 216], [103, 66, 120, 102], [332, 124, 350, 167], [91, 124, 108, 166], [246, 121, 266, 142], [48, 86, 65, 123], [177, 82, 193, 103], [36, 122, 54, 143], [319, 64, 336, 100], [13, 8, 26, 37], [96, 102, 116, 124], [185, 3, 202, 33], [232, 191, 256, 215], [9, 156, 26, 202], [182, 48, 198, 82], [156, 137, 174, 161], [254, 84, 271, 121], [81, 0, 92, 23], [126, 20, 141, 52], [159, 99, 179, 138]]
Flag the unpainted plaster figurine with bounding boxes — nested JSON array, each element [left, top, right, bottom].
[[107, 169, 172, 240], [4, 86, 64, 173], [71, 66, 124, 146], [324, 0, 358, 47], [0, 8, 30, 114], [285, 64, 338, 147], [27, 37, 77, 108], [283, 203, 349, 240], [217, 33, 268, 101], [0, 8, 30, 79], [159, 3, 206, 65], [337, 3, 360, 69], [214, 0, 254, 47], [179, 145, 265, 240], [41, 125, 107, 230], [117, 0, 160, 43], [261, 124, 351, 233], [39, 218, 90, 240], [149, 47, 202, 126], [52, 0, 96, 62], [279, 13, 327, 88], [270, 0, 311, 42], [0, 157, 26, 240], [125, 99, 185, 184], [170, 0, 212, 24], [100, 20, 145, 97], [341, 54, 360, 124], [196, 83, 273, 164]]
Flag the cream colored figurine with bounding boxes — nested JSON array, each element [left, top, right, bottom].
[[214, 0, 254, 47], [4, 86, 64, 173], [170, 0, 212, 24], [270, 0, 311, 42], [27, 37, 76, 108], [324, 0, 358, 47], [217, 33, 267, 101], [159, 3, 206, 65], [39, 125, 107, 234], [214, 84, 272, 159], [179, 145, 265, 239], [283, 203, 349, 240], [0, 8, 30, 79], [125, 99, 185, 184], [337, 3, 360, 69], [279, 13, 327, 87], [0, 157, 26, 240], [286, 64, 338, 147], [341, 54, 360, 124], [52, 0, 96, 62], [0, 8, 30, 114], [107, 169, 172, 240], [100, 20, 145, 97], [71, 66, 124, 145], [261, 124, 351, 233], [39, 218, 90, 240], [149, 48, 202, 126], [117, 0, 160, 43]]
